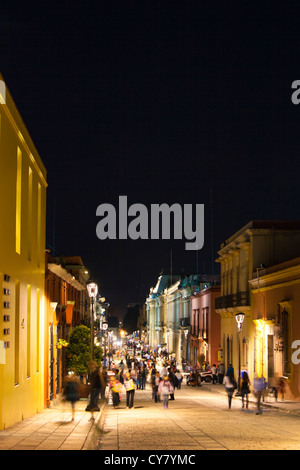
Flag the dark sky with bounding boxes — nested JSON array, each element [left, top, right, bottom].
[[1, 1, 300, 318]]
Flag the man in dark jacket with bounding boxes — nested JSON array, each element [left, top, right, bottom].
[[168, 367, 178, 400]]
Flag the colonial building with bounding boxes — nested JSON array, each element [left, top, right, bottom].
[[0, 76, 47, 429], [190, 285, 221, 367], [146, 273, 219, 366], [146, 274, 179, 350], [249, 256, 300, 400], [44, 253, 89, 405], [215, 220, 300, 384]]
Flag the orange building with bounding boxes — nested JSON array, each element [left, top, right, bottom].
[[250, 256, 300, 400]]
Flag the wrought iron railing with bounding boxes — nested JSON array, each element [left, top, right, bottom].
[[215, 291, 250, 309]]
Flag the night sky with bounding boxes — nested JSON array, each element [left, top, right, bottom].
[[1, 2, 300, 318]]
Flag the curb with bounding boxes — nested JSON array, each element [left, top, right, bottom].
[[82, 400, 107, 450]]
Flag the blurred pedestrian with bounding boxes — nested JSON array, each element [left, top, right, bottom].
[[63, 372, 80, 421], [223, 369, 236, 409], [137, 368, 142, 389], [168, 367, 177, 400], [109, 376, 122, 408], [99, 367, 106, 399], [218, 363, 225, 384], [86, 362, 101, 420], [158, 376, 174, 409], [140, 366, 147, 390], [124, 371, 136, 409], [175, 369, 183, 389], [152, 371, 161, 403], [254, 375, 266, 415], [241, 371, 251, 409], [102, 366, 108, 388], [211, 364, 217, 384], [160, 363, 168, 379]]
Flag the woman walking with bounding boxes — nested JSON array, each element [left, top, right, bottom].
[[158, 376, 174, 409], [63, 372, 80, 421], [241, 371, 251, 409], [223, 369, 236, 409], [109, 376, 122, 409]]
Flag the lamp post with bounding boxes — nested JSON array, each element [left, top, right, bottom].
[[102, 320, 108, 367], [87, 282, 98, 361], [235, 312, 245, 395]]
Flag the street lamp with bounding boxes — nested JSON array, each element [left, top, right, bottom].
[[235, 312, 245, 394], [87, 282, 98, 361], [102, 321, 108, 367]]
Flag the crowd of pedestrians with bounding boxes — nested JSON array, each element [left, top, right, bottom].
[[62, 351, 287, 420]]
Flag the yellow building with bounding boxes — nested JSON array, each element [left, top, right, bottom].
[[215, 221, 300, 385], [0, 75, 47, 429], [249, 257, 300, 400]]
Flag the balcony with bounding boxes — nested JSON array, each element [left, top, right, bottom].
[[179, 317, 190, 328], [215, 291, 250, 310]]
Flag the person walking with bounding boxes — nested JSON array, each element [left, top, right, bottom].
[[160, 363, 168, 379], [99, 367, 107, 400], [168, 367, 177, 400], [218, 363, 225, 384], [109, 376, 122, 409], [175, 369, 183, 390], [254, 375, 266, 415], [86, 362, 101, 420], [211, 364, 217, 384], [241, 371, 251, 409], [63, 372, 80, 421], [140, 366, 147, 390], [124, 371, 136, 409], [223, 369, 236, 409], [158, 376, 174, 409]]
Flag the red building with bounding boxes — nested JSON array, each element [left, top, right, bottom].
[[190, 285, 221, 367]]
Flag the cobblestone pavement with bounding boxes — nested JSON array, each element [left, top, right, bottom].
[[96, 384, 300, 451], [1, 383, 300, 450]]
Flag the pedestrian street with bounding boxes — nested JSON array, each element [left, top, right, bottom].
[[96, 383, 300, 451]]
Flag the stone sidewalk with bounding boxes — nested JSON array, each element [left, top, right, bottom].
[[0, 397, 105, 450]]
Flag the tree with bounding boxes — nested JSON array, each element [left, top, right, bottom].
[[66, 325, 103, 375]]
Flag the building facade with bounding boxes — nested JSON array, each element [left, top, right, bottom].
[[146, 273, 219, 366], [249, 256, 300, 400], [190, 285, 221, 367], [215, 221, 300, 384], [44, 254, 89, 405], [0, 76, 47, 429]]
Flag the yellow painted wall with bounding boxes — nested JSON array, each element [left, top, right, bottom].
[[0, 75, 47, 429]]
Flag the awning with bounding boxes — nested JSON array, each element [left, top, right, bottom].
[[66, 302, 75, 324]]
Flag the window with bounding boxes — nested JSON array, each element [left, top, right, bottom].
[[37, 183, 42, 267], [16, 147, 22, 254], [282, 309, 290, 376], [14, 280, 20, 385], [27, 285, 31, 378], [28, 167, 32, 261], [242, 337, 249, 369]]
